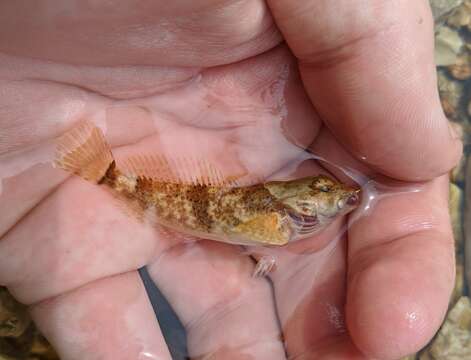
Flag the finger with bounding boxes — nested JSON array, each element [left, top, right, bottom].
[[308, 126, 375, 186], [0, 177, 164, 303], [0, 0, 281, 67], [256, 226, 368, 359], [146, 241, 287, 359], [270, 232, 350, 358], [252, 158, 355, 357], [30, 271, 172, 360], [267, 0, 462, 181], [285, 336, 367, 360], [346, 175, 454, 359], [0, 77, 105, 237]]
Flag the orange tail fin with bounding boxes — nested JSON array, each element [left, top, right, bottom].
[[54, 120, 114, 183]]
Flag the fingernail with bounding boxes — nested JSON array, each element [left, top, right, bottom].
[[448, 121, 463, 140]]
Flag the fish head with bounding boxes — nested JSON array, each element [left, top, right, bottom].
[[265, 175, 360, 239]]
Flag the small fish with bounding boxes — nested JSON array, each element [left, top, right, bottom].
[[53, 120, 360, 247]]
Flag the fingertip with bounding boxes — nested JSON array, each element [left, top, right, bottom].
[[340, 102, 464, 182], [344, 105, 464, 182], [371, 135, 463, 182], [346, 256, 451, 359], [30, 272, 173, 360]]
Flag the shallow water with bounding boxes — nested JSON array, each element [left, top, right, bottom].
[[0, 45, 374, 359], [2, 2, 471, 360], [0, 56, 424, 359]]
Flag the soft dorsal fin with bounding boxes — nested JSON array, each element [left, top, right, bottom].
[[119, 154, 173, 181], [118, 154, 247, 187]]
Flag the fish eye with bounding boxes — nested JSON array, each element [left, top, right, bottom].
[[319, 185, 330, 192]]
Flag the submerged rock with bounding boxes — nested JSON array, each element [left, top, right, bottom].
[[435, 25, 464, 66], [449, 182, 464, 252], [447, 0, 471, 27], [418, 351, 433, 360], [0, 291, 58, 358], [448, 52, 471, 79], [464, 158, 471, 294], [430, 0, 464, 21], [425, 297, 471, 359], [0, 355, 19, 360], [451, 154, 466, 183], [451, 261, 465, 306], [401, 355, 418, 360], [0, 327, 34, 359], [30, 331, 58, 360], [438, 70, 464, 120], [0, 288, 30, 338]]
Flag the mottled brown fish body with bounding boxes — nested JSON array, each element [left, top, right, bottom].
[[54, 120, 360, 247], [102, 168, 292, 245]]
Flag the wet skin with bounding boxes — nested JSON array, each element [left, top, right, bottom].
[[0, 1, 462, 359]]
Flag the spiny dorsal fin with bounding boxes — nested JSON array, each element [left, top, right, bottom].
[[119, 154, 247, 187]]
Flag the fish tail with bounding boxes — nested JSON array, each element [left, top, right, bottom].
[[54, 120, 115, 183]]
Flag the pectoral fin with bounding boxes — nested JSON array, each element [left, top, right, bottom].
[[231, 213, 289, 246]]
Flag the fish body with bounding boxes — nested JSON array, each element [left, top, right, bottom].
[[54, 121, 360, 246]]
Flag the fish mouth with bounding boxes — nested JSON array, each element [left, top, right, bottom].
[[287, 210, 319, 235], [346, 189, 361, 206]]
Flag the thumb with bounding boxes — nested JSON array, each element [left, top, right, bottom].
[[267, 0, 462, 181]]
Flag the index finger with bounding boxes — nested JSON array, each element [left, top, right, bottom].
[[268, 0, 462, 181]]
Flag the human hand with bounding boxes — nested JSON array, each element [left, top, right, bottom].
[[0, 1, 461, 359]]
